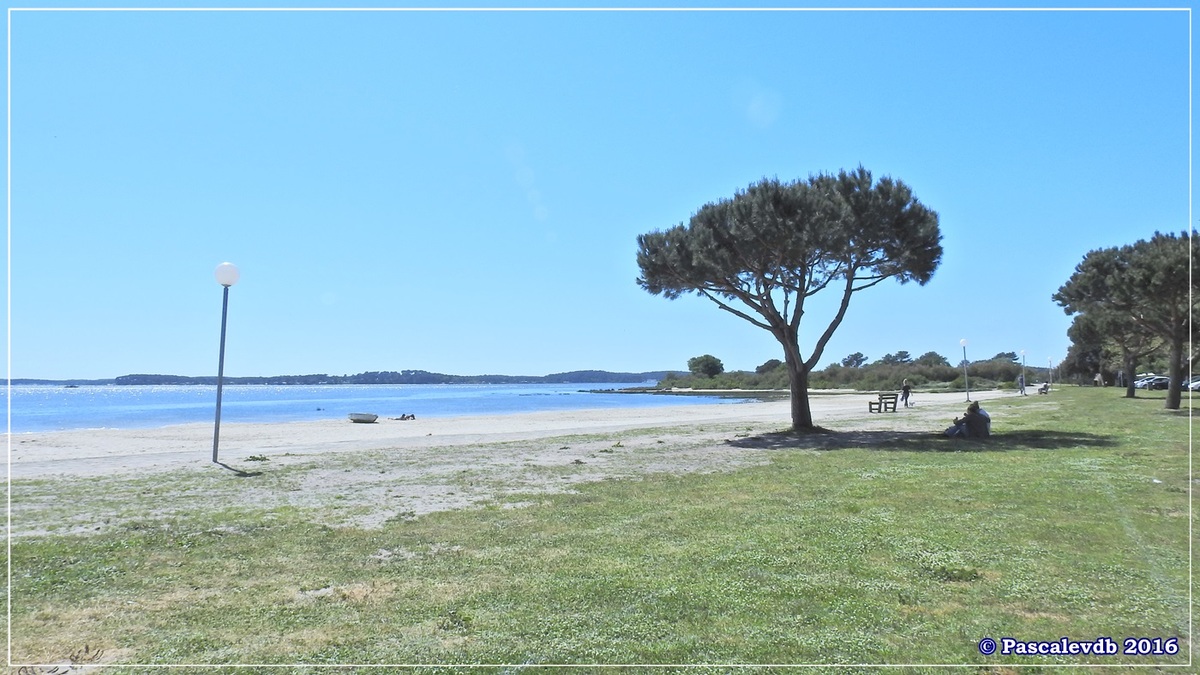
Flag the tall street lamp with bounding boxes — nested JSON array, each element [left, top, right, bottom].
[[960, 338, 970, 402], [1048, 357, 1054, 392], [1020, 349, 1027, 396], [212, 262, 240, 463]]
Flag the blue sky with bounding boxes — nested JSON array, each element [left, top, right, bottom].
[[6, 4, 1192, 380]]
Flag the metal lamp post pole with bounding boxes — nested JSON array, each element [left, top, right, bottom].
[[212, 263, 239, 463], [1021, 349, 1027, 396], [960, 338, 970, 402], [213, 285, 231, 462]]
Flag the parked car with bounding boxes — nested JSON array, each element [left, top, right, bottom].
[[1133, 375, 1159, 389], [1141, 376, 1171, 390]]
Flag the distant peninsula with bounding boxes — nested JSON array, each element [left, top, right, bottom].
[[12, 370, 679, 387]]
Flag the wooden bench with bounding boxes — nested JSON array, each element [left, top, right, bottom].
[[868, 393, 899, 413]]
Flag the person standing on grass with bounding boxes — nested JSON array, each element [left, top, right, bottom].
[[1017, 373, 1027, 395], [901, 378, 913, 408]]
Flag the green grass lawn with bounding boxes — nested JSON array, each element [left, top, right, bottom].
[[8, 387, 1193, 672]]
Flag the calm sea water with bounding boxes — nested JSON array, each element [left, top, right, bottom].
[[5, 384, 748, 433]]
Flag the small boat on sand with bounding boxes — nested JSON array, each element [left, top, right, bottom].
[[348, 413, 378, 424]]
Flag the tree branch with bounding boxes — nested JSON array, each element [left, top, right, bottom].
[[850, 275, 891, 292], [695, 288, 773, 330], [805, 274, 857, 371]]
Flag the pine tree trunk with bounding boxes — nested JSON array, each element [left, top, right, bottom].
[[786, 362, 814, 430], [780, 333, 814, 431], [1122, 352, 1137, 399], [1165, 338, 1184, 410]]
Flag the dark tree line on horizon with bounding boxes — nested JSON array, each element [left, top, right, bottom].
[[659, 350, 1049, 393], [13, 370, 678, 387]]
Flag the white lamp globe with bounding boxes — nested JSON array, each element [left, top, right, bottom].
[[959, 338, 968, 347], [215, 262, 240, 287]]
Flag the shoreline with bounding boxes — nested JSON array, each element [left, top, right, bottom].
[[11, 389, 1024, 535], [11, 389, 1015, 481], [6, 382, 750, 435], [599, 386, 794, 399]]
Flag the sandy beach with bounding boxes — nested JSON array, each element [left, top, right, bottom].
[[11, 389, 1015, 478], [10, 389, 1022, 535]]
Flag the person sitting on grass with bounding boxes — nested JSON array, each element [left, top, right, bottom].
[[945, 401, 990, 439]]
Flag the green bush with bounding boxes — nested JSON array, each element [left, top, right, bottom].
[[656, 353, 1019, 392]]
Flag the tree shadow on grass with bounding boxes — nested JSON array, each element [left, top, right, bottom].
[[727, 429, 1118, 453]]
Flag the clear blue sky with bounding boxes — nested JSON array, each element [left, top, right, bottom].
[[6, 4, 1192, 380]]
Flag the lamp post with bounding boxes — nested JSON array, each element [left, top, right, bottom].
[[1048, 357, 1054, 392], [960, 338, 970, 402], [1020, 349, 1027, 396], [212, 262, 240, 463]]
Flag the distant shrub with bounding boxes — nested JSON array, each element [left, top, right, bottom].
[[657, 353, 1014, 392], [688, 355, 725, 378], [756, 359, 783, 374]]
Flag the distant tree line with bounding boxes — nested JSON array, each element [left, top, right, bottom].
[[15, 370, 678, 386], [659, 351, 1050, 392]]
